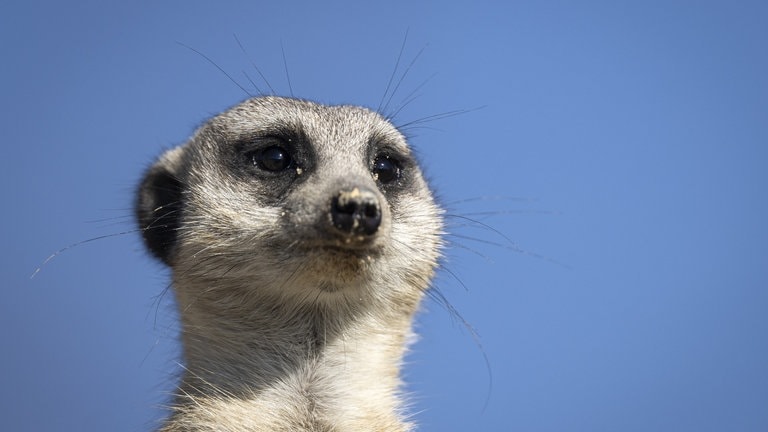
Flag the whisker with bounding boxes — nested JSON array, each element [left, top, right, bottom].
[[30, 228, 143, 278], [427, 272, 494, 411], [234, 33, 276, 95], [443, 195, 539, 206], [241, 70, 265, 96], [176, 42, 252, 97], [385, 72, 438, 123], [381, 44, 427, 117], [457, 209, 563, 217], [397, 106, 484, 131], [377, 29, 409, 114], [280, 41, 293, 97], [445, 214, 570, 268], [443, 237, 496, 263]]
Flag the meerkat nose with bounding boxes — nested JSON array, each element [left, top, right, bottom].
[[330, 187, 382, 237]]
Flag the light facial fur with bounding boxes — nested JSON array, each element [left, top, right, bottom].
[[136, 96, 443, 431]]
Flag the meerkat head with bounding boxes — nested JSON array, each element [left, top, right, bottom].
[[136, 96, 443, 310]]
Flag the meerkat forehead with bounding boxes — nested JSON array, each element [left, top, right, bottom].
[[201, 96, 411, 160]]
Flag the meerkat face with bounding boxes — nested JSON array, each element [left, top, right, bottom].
[[137, 96, 442, 306]]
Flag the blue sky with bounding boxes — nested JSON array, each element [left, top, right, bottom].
[[3, 1, 767, 431]]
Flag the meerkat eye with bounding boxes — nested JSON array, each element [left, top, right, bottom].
[[252, 145, 293, 172], [372, 155, 400, 184]]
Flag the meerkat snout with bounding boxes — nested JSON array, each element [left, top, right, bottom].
[[330, 187, 382, 237]]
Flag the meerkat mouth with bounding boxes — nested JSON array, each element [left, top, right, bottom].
[[295, 236, 384, 256], [308, 244, 379, 268], [317, 245, 378, 263]]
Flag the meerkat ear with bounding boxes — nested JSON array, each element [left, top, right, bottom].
[[136, 147, 185, 266]]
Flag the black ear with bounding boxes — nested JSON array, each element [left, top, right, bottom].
[[136, 152, 185, 266]]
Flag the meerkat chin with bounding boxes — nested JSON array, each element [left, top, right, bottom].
[[136, 96, 444, 431]]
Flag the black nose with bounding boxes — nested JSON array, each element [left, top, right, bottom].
[[330, 187, 382, 237]]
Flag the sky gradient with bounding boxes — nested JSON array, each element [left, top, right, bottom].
[[3, 1, 767, 431]]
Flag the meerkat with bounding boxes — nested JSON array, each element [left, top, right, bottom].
[[136, 96, 444, 431]]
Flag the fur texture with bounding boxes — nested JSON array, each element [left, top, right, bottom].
[[137, 96, 443, 431]]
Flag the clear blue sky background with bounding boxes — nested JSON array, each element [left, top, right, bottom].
[[3, 1, 767, 431]]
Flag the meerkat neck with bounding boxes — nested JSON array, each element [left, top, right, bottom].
[[166, 278, 417, 431]]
